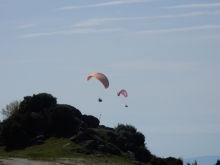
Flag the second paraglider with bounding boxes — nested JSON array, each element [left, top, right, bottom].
[[117, 89, 128, 107]]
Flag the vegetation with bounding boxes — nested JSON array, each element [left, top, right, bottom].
[[1, 100, 20, 119], [0, 93, 183, 165], [215, 160, 220, 165], [0, 137, 135, 165]]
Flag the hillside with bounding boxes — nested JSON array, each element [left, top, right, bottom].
[[0, 93, 183, 165], [0, 137, 136, 165]]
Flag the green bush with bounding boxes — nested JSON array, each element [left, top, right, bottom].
[[0, 112, 35, 150], [47, 105, 80, 136], [115, 124, 146, 147], [165, 157, 183, 165], [150, 156, 183, 165], [105, 143, 121, 155], [215, 160, 220, 165], [115, 123, 137, 134], [150, 157, 168, 165], [135, 146, 151, 163], [20, 93, 57, 114], [134, 131, 145, 146], [0, 93, 57, 150]]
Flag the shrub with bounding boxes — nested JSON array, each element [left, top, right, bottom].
[[19, 93, 57, 114], [134, 131, 145, 146], [105, 143, 121, 155], [215, 160, 220, 165], [135, 146, 151, 163], [115, 124, 146, 147], [150, 157, 168, 165], [165, 157, 183, 165], [0, 93, 57, 150], [47, 104, 80, 136], [0, 112, 35, 150], [115, 123, 137, 134]]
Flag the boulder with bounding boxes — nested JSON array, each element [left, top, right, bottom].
[[127, 151, 137, 161], [63, 143, 71, 147], [59, 104, 82, 119], [32, 140, 45, 145], [76, 123, 87, 133], [99, 125, 115, 131], [75, 131, 91, 142], [47, 104, 81, 136], [77, 131, 86, 140], [82, 140, 97, 150], [98, 144, 109, 153], [70, 135, 77, 142], [81, 115, 99, 128], [27, 135, 45, 146], [93, 135, 105, 145]]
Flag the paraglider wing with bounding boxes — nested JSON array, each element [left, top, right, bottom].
[[117, 89, 128, 97], [87, 72, 109, 89]]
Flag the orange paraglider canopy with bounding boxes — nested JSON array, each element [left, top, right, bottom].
[[87, 72, 109, 89]]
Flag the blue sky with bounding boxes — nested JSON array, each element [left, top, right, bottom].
[[1, 0, 220, 159]]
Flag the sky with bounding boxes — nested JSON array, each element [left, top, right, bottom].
[[1, 0, 220, 159]]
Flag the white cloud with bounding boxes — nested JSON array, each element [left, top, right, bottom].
[[73, 18, 127, 27], [0, 57, 73, 65], [108, 60, 201, 71], [165, 2, 220, 9], [72, 11, 210, 27], [134, 24, 220, 35], [153, 12, 204, 18], [21, 28, 123, 38], [55, 0, 152, 10], [16, 23, 37, 29]]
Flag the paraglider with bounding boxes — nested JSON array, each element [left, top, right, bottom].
[[117, 89, 128, 97], [87, 72, 109, 102], [117, 89, 128, 107]]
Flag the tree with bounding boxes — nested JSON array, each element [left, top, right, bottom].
[[0, 93, 57, 150], [1, 100, 20, 119], [192, 160, 198, 165], [215, 160, 220, 165]]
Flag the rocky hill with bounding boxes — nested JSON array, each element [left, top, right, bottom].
[[0, 93, 183, 165]]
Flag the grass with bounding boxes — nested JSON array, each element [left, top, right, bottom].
[[0, 137, 142, 165]]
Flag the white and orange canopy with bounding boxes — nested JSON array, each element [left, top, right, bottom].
[[87, 72, 109, 89]]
